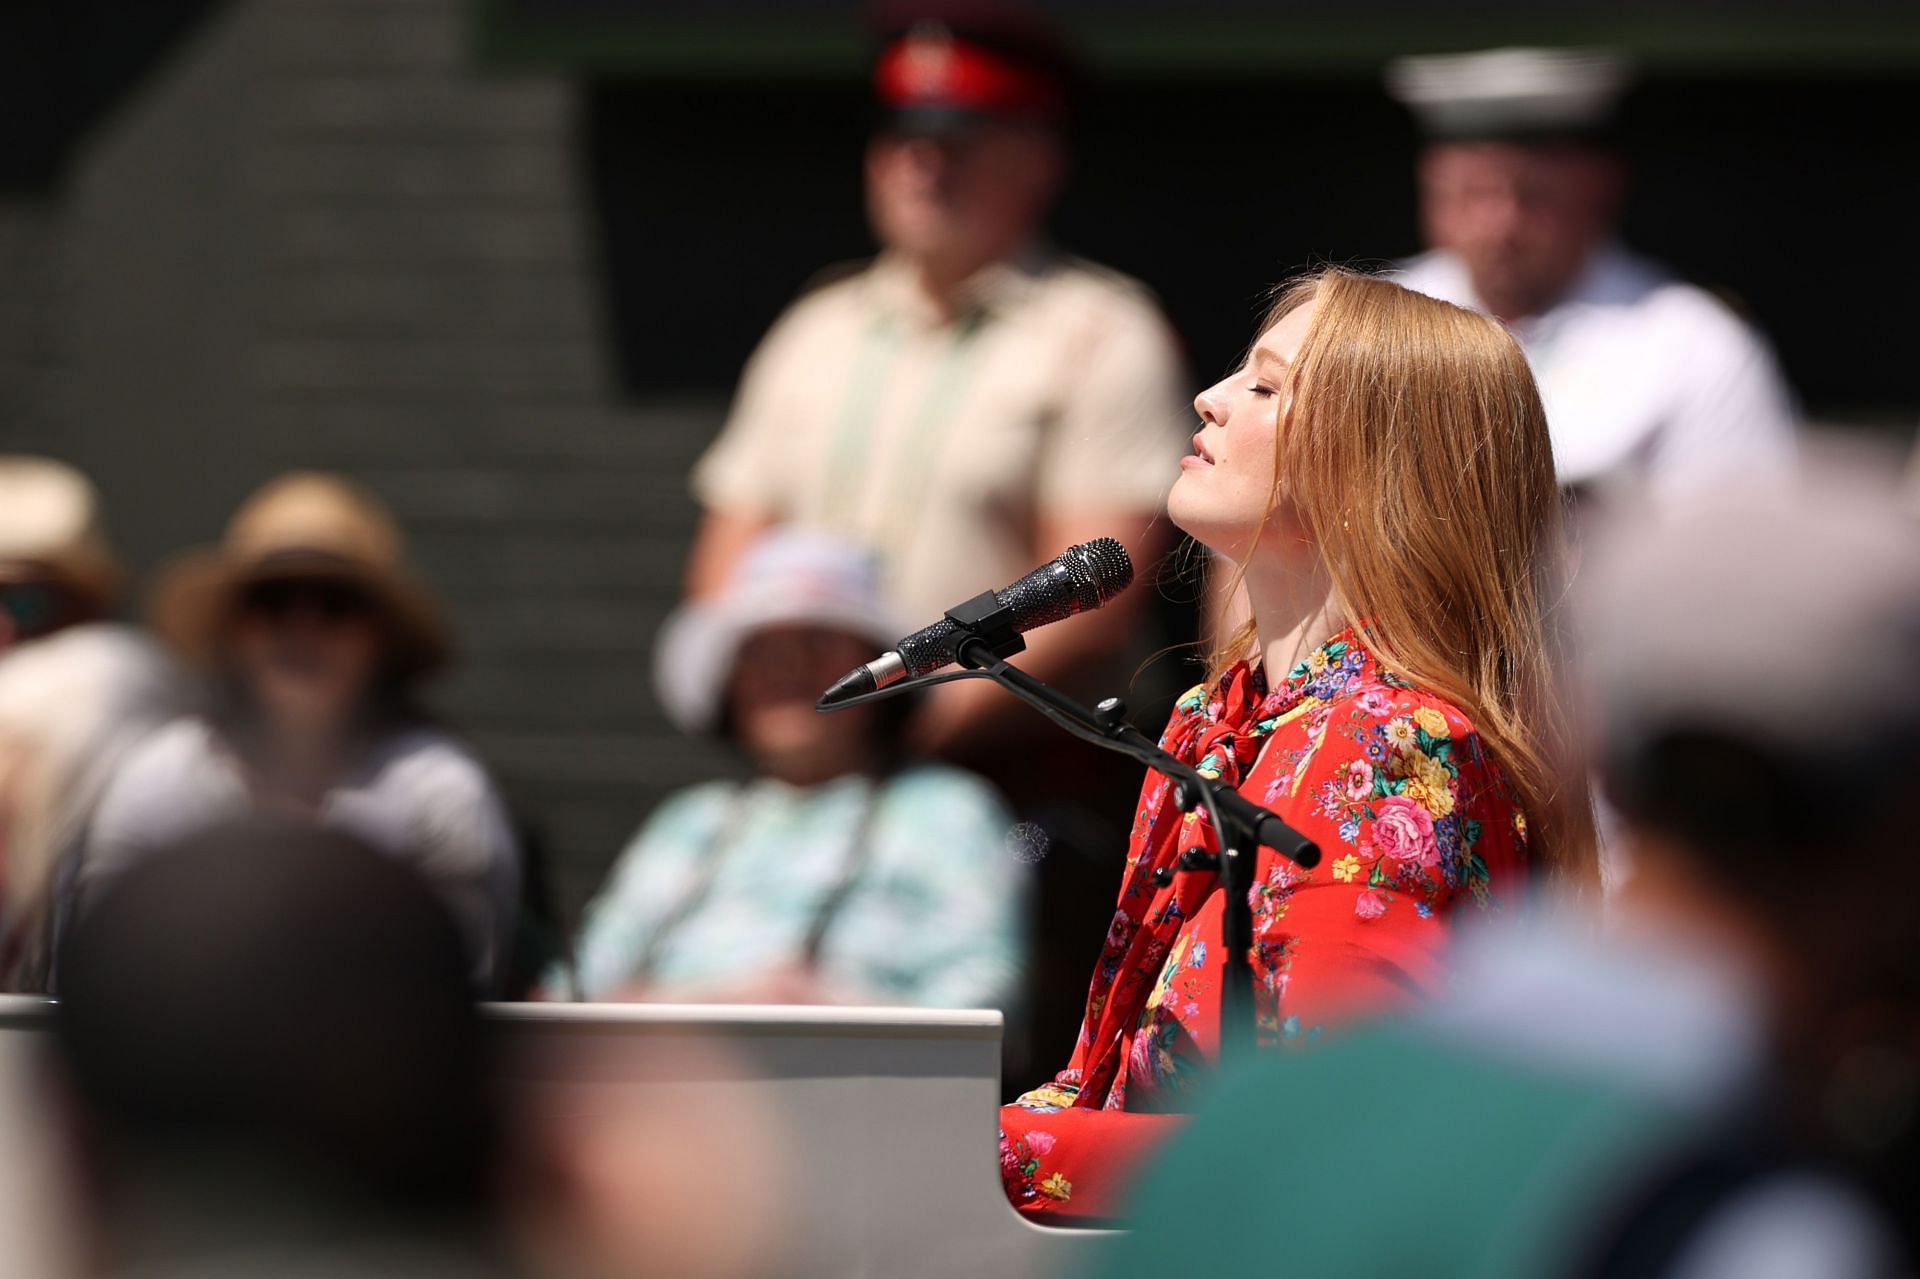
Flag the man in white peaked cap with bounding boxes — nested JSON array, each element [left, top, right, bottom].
[[1388, 48, 1798, 508]]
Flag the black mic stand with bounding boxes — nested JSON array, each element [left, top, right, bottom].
[[822, 590, 1321, 1066]]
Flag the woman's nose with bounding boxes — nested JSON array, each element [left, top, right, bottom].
[[1193, 379, 1229, 427]]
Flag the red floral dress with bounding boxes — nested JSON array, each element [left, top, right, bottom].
[[998, 628, 1531, 1222]]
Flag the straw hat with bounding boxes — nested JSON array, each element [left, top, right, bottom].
[[654, 527, 903, 734], [0, 456, 125, 608], [149, 472, 452, 677]]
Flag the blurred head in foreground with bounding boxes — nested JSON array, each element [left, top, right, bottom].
[[1583, 461, 1920, 1148], [865, 5, 1071, 290], [1390, 48, 1629, 323], [55, 819, 498, 1255]]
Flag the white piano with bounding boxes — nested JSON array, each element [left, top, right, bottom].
[[1, 997, 1108, 1279]]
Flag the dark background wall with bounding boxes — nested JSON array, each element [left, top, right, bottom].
[[588, 71, 1920, 417]]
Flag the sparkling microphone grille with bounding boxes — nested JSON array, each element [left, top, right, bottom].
[[816, 539, 1134, 707], [894, 537, 1133, 678]]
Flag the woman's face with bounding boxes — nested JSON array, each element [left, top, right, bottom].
[[228, 577, 387, 733], [727, 624, 883, 785], [1170, 298, 1319, 562]]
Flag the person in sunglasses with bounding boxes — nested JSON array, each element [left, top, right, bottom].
[[77, 472, 520, 991], [1, 456, 183, 991]]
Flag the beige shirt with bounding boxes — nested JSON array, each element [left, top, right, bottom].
[[692, 249, 1190, 620]]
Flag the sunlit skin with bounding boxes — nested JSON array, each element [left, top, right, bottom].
[[1176, 300, 1345, 678], [225, 580, 387, 811], [864, 123, 1064, 310], [1418, 141, 1623, 324]]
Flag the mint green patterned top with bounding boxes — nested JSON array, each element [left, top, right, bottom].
[[566, 765, 1027, 1010]]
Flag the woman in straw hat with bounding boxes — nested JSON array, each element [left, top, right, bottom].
[[77, 472, 519, 991], [556, 527, 1027, 1012]]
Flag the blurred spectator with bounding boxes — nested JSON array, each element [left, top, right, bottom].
[[1388, 48, 1798, 508], [0, 456, 182, 991], [55, 817, 517, 1277], [1087, 466, 1919, 1278], [559, 528, 1027, 1012], [682, 7, 1189, 755], [77, 473, 519, 992]]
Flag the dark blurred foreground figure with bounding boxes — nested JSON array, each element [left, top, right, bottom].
[[1387, 48, 1796, 508], [0, 457, 182, 990], [1089, 469, 1919, 1278], [77, 473, 519, 991], [55, 818, 515, 1278]]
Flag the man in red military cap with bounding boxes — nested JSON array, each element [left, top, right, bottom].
[[685, 7, 1189, 759]]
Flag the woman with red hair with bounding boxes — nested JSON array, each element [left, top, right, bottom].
[[999, 268, 1596, 1222]]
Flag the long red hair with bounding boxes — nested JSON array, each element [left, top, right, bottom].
[[1212, 268, 1597, 888]]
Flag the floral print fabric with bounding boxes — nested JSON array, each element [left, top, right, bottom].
[[998, 628, 1531, 1222]]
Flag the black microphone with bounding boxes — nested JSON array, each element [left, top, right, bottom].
[[817, 539, 1134, 708]]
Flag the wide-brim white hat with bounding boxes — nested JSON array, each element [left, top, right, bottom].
[[654, 527, 904, 734]]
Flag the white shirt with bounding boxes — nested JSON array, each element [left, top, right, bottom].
[[1395, 245, 1798, 503], [0, 624, 184, 989], [81, 718, 520, 990]]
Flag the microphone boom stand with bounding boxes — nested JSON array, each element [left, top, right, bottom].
[[822, 590, 1321, 1066]]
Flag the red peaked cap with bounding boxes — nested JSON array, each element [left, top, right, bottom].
[[874, 26, 1068, 124]]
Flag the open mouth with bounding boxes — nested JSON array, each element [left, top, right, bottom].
[[1188, 433, 1216, 466]]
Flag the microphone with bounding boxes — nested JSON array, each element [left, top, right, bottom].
[[818, 539, 1134, 708]]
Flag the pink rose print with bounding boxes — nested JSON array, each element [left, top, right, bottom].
[[1372, 795, 1439, 868], [1358, 690, 1396, 719], [999, 1132, 1028, 1198], [1264, 776, 1293, 805], [1104, 909, 1134, 953], [1343, 759, 1374, 802], [1354, 890, 1388, 920], [1026, 1130, 1057, 1156], [1128, 1032, 1155, 1080]]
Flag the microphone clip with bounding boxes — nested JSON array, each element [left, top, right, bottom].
[[942, 590, 1027, 664]]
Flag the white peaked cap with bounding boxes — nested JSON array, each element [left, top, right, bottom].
[[1387, 47, 1630, 140]]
